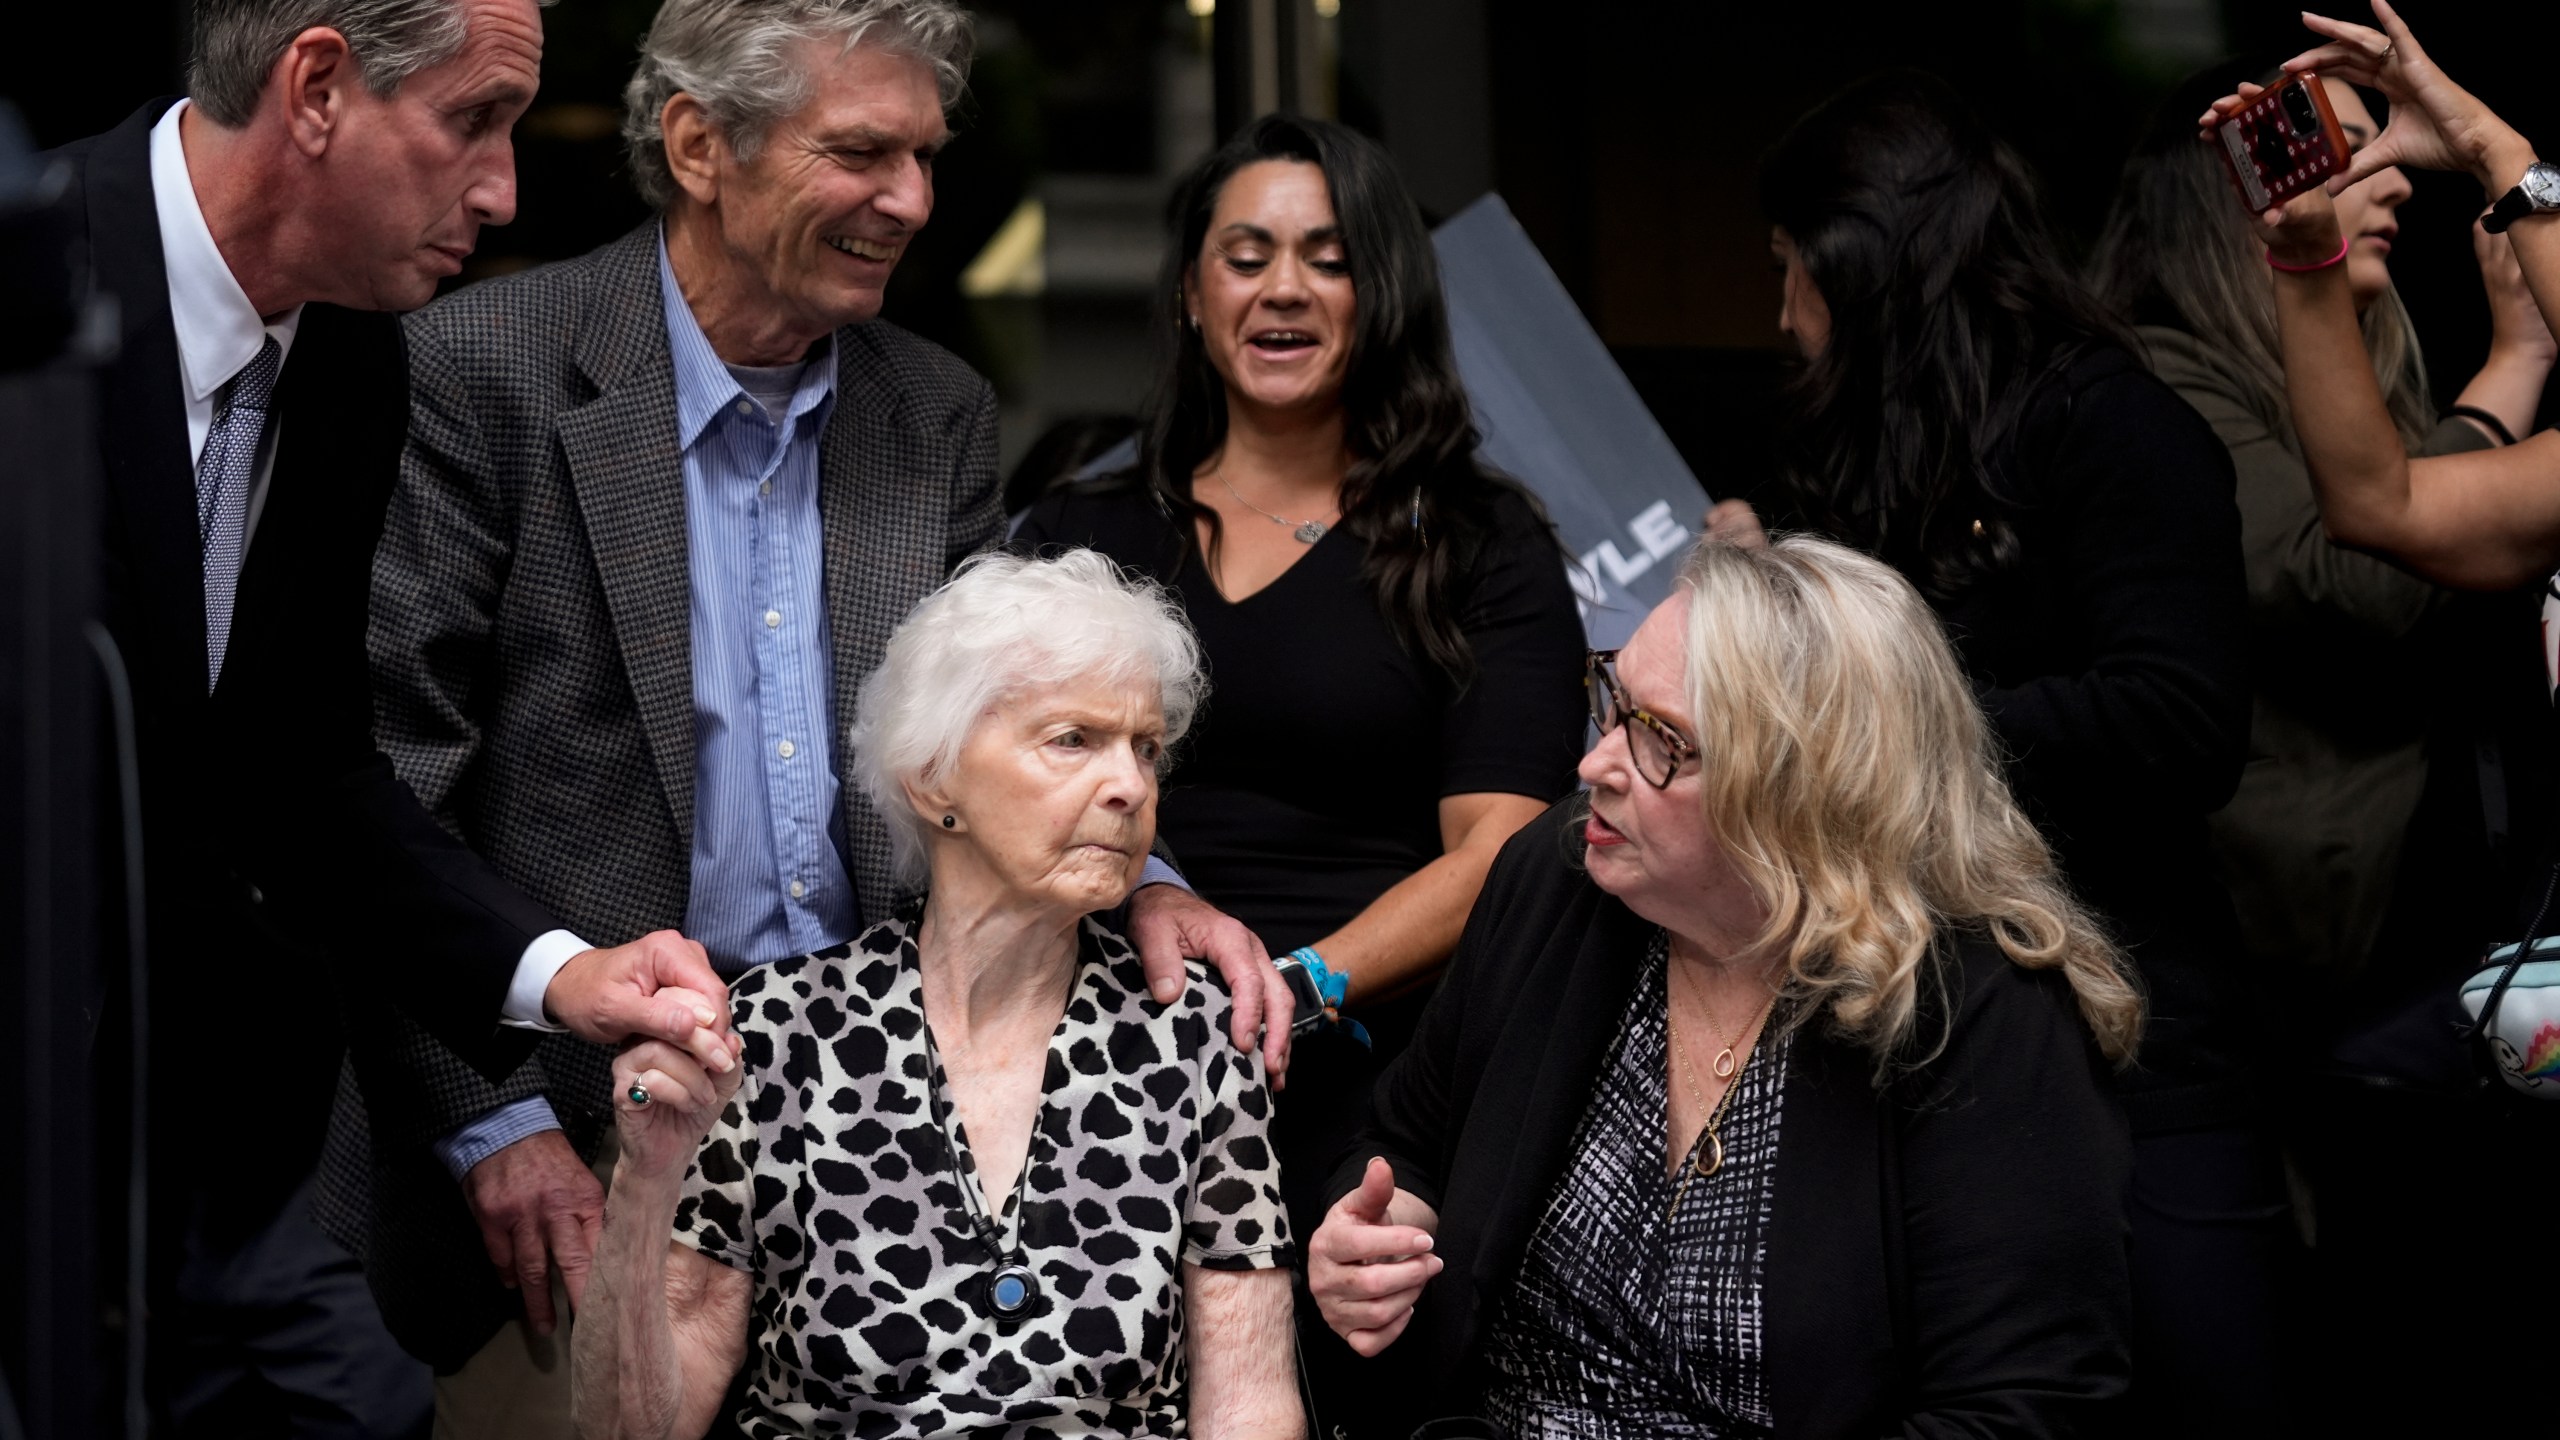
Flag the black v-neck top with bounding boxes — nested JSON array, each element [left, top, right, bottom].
[[1016, 479, 1586, 961]]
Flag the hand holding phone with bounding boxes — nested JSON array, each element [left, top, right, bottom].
[[2214, 73, 2350, 214]]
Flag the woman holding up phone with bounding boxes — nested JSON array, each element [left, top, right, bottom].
[[2197, 6, 2560, 1425], [2110, 59, 2558, 1423], [2097, 59, 2553, 1004], [1706, 71, 2283, 1435], [2200, 0, 2560, 589]]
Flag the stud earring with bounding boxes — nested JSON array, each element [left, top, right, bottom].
[[942, 814, 957, 829]]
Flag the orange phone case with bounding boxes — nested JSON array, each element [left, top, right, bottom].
[[2215, 73, 2350, 214]]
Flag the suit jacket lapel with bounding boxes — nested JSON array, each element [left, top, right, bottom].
[[559, 227, 698, 850], [821, 327, 950, 920], [85, 99, 208, 708]]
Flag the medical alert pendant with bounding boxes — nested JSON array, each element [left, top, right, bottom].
[[989, 1263, 1039, 1321]]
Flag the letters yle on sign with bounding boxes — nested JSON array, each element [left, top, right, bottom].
[[1432, 194, 1708, 650]]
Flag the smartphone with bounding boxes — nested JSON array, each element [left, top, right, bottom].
[[2214, 73, 2350, 214]]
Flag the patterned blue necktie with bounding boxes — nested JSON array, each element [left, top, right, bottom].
[[197, 335, 281, 691]]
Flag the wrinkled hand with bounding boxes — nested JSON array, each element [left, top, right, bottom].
[[1703, 499, 1769, 550], [1309, 1157, 1442, 1357], [545, 931, 739, 1075], [463, 1129, 604, 1336], [612, 1031, 743, 1183], [1127, 883, 1293, 1087], [2476, 222, 2559, 364], [2221, 2, 2523, 191]]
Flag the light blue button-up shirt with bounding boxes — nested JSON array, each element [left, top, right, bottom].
[[435, 232, 860, 1176], [659, 236, 861, 967]]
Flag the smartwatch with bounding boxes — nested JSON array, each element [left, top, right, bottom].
[[1275, 948, 1370, 1048], [1274, 959, 1333, 1037], [2482, 159, 2560, 235]]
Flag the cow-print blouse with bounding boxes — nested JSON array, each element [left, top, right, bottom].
[[671, 914, 1293, 1438]]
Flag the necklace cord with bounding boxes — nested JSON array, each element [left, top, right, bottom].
[[1213, 468, 1340, 533], [919, 1020, 1036, 1264]]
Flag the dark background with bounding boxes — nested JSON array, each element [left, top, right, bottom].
[[10, 0, 2553, 495], [7, 5, 2554, 1434]]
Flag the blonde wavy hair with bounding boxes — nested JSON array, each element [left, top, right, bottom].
[[1674, 535, 2142, 1069]]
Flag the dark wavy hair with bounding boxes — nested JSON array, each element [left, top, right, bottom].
[[1762, 71, 2127, 598], [1135, 113, 1548, 683]]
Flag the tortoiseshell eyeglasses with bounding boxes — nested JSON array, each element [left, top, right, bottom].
[[1585, 649, 1698, 789]]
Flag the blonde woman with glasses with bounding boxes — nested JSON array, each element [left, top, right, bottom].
[[1305, 536, 2142, 1440]]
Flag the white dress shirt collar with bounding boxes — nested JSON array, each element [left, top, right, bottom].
[[149, 99, 302, 413]]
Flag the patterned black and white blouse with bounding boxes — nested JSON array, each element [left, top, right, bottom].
[[672, 914, 1294, 1438], [1480, 934, 1791, 1438]]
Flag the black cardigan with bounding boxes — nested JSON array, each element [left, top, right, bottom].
[[1323, 802, 2134, 1439], [1924, 345, 2253, 1133]]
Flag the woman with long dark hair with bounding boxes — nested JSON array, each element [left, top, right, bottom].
[[1711, 72, 2283, 1433], [1014, 114, 1585, 1256]]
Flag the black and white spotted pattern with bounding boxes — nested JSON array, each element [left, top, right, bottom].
[[1479, 933, 1790, 1438], [673, 913, 1292, 1438]]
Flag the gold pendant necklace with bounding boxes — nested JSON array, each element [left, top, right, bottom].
[[1693, 969, 1759, 1081], [1666, 952, 1778, 1220]]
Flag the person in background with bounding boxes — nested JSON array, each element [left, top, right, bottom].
[[1307, 537, 2140, 1440], [2094, 56, 2552, 1003], [1011, 115, 1586, 1427], [2200, 1, 2560, 592], [2197, 3, 2560, 1426], [1708, 71, 2277, 1434], [1013, 115, 1586, 1246], [42, 0, 739, 1430], [574, 550, 1302, 1440], [318, 3, 1287, 1433]]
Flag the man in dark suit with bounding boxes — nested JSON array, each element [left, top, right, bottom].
[[315, 0, 1294, 1431], [51, 0, 742, 1429]]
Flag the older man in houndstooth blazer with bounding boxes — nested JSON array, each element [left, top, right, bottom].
[[314, 7, 1289, 1427], [313, 204, 991, 1366]]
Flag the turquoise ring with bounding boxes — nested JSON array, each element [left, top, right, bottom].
[[627, 1083, 652, 1107]]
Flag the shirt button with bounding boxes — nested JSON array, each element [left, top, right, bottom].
[[778, 739, 796, 759], [764, 609, 781, 628], [759, 480, 772, 496], [789, 880, 806, 900], [736, 399, 754, 416]]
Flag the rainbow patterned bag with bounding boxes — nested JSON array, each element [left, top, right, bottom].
[[2462, 937, 2560, 1100]]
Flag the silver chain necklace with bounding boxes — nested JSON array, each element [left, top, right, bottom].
[[1215, 470, 1338, 544]]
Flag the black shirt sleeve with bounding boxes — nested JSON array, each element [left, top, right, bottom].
[[1014, 480, 1182, 570], [1438, 489, 1588, 803]]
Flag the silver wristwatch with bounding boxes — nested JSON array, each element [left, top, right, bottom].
[[2484, 160, 2560, 234]]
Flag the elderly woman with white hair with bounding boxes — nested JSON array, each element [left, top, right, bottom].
[[1308, 536, 2142, 1439], [572, 551, 1302, 1440]]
